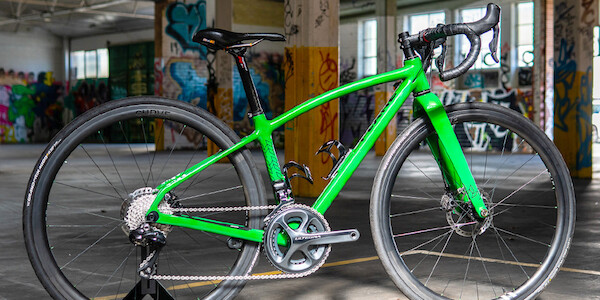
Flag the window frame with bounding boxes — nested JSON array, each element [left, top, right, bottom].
[[71, 48, 109, 80], [516, 1, 534, 68], [358, 18, 377, 78]]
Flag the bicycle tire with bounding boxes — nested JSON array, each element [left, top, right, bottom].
[[370, 102, 575, 299], [24, 97, 267, 300]]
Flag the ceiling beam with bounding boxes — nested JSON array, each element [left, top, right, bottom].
[[0, 0, 153, 26], [76, 9, 153, 19]]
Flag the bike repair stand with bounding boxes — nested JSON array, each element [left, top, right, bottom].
[[124, 247, 174, 300]]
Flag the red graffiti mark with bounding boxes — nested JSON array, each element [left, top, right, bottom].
[[319, 102, 338, 164], [581, 0, 595, 26], [154, 59, 163, 96], [318, 50, 337, 92]]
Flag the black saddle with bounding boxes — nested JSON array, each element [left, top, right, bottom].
[[193, 28, 285, 51]]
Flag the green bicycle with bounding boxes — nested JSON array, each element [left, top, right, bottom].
[[24, 4, 575, 299]]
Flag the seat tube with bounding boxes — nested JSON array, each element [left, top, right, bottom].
[[233, 53, 265, 118]]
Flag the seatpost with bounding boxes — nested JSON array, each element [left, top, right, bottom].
[[228, 48, 265, 118]]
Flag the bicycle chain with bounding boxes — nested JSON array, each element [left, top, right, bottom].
[[146, 204, 325, 281], [170, 205, 278, 213]]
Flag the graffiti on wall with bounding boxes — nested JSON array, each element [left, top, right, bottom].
[[166, 58, 208, 107], [165, 0, 207, 58], [233, 51, 285, 143], [0, 70, 67, 143]]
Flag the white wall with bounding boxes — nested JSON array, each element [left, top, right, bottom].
[[70, 28, 154, 51], [0, 27, 65, 81], [339, 22, 358, 80]]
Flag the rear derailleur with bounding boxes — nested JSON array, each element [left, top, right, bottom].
[[129, 224, 167, 278]]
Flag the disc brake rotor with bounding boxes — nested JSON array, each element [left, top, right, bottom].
[[444, 190, 493, 237]]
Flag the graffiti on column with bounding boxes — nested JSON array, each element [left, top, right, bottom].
[[577, 66, 593, 169], [165, 0, 207, 58], [499, 43, 511, 89], [315, 0, 329, 28], [283, 48, 294, 84], [554, 39, 576, 132], [284, 0, 299, 36]]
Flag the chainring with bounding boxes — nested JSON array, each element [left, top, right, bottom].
[[263, 204, 331, 273]]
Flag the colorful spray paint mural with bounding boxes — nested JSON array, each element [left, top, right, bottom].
[[0, 71, 66, 143], [552, 0, 595, 177]]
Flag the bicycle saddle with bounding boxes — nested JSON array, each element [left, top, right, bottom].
[[193, 28, 285, 50]]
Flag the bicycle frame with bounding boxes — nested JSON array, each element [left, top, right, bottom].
[[146, 56, 488, 244]]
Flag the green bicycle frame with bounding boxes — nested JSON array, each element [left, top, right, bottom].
[[146, 57, 488, 244]]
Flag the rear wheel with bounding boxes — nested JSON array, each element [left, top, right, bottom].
[[24, 97, 267, 299], [371, 102, 575, 299]]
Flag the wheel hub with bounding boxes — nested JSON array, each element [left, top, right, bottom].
[[442, 190, 493, 237], [120, 187, 173, 237]]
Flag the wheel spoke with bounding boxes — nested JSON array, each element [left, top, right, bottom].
[[118, 121, 148, 187], [177, 185, 243, 202], [93, 246, 136, 298], [489, 169, 547, 211], [79, 145, 124, 199], [390, 207, 440, 217], [493, 226, 550, 247], [60, 222, 123, 269], [473, 237, 497, 297]]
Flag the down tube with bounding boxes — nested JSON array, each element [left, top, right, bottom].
[[312, 78, 415, 214]]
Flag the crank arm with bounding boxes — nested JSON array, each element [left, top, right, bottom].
[[291, 229, 360, 246]]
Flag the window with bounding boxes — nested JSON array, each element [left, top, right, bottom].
[[407, 11, 445, 34], [593, 27, 600, 101], [71, 48, 109, 80], [359, 19, 377, 77], [516, 2, 534, 67], [458, 7, 500, 69], [407, 11, 446, 70]]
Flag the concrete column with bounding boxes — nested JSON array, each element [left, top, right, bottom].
[[207, 0, 234, 156], [284, 0, 339, 197], [553, 0, 597, 178], [544, 0, 555, 139], [374, 0, 396, 156], [533, 0, 544, 128], [153, 0, 168, 151]]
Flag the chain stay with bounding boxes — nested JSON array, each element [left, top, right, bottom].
[[146, 204, 324, 281]]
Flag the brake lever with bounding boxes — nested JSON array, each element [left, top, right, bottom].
[[436, 41, 447, 71], [489, 24, 500, 63]]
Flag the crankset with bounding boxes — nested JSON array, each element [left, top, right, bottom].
[[263, 204, 359, 273]]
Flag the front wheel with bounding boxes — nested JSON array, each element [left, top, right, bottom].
[[370, 102, 575, 299], [24, 97, 267, 299]]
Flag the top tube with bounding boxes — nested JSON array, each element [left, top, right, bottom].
[[269, 61, 421, 129]]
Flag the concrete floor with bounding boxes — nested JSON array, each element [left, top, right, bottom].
[[1, 144, 600, 299]]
